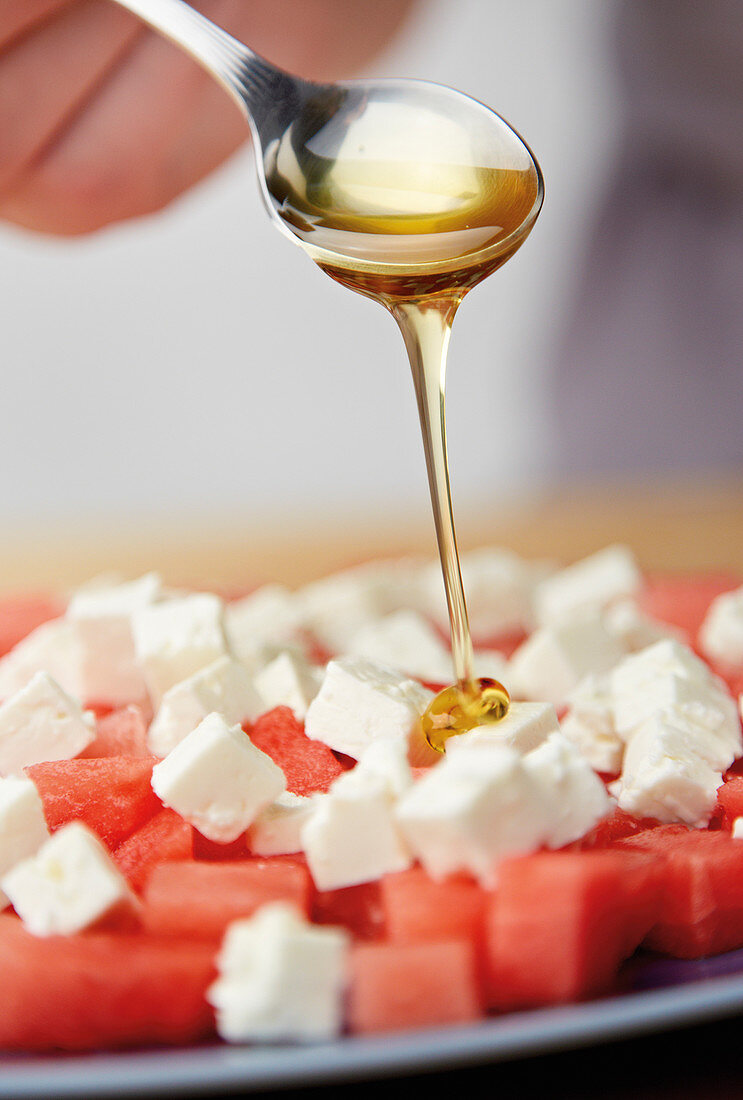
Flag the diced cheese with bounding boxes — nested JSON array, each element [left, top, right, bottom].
[[64, 573, 162, 705], [699, 586, 743, 668], [508, 613, 626, 704], [0, 618, 83, 701], [560, 674, 623, 775], [247, 792, 314, 857], [603, 597, 685, 652], [304, 657, 432, 761], [0, 776, 50, 909], [207, 902, 348, 1043], [345, 609, 452, 684], [224, 585, 305, 671], [1, 822, 136, 936], [444, 701, 559, 756], [253, 650, 323, 721], [151, 712, 286, 843], [148, 656, 264, 757], [524, 732, 614, 848], [0, 671, 94, 775], [132, 594, 230, 707], [533, 545, 641, 626], [301, 762, 412, 891]]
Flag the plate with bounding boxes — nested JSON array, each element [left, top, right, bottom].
[[3, 950, 743, 1098]]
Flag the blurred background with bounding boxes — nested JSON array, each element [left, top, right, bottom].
[[0, 0, 740, 585]]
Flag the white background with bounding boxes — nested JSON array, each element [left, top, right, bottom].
[[0, 0, 618, 529]]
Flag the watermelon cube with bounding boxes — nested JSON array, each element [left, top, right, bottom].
[[615, 826, 743, 957], [247, 706, 345, 795], [381, 867, 489, 947], [26, 756, 161, 850], [313, 880, 386, 941], [0, 913, 215, 1051], [113, 808, 194, 892], [348, 939, 482, 1034], [81, 704, 151, 759], [484, 850, 661, 1009], [141, 858, 313, 939]]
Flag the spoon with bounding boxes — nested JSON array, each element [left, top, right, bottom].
[[110, 0, 543, 283]]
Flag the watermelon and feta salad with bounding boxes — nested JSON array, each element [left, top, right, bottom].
[[1, 544, 743, 1052]]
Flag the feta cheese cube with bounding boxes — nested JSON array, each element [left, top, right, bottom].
[[610, 639, 717, 701], [524, 732, 613, 848], [560, 674, 623, 775], [304, 657, 432, 761], [132, 593, 230, 707], [612, 671, 738, 742], [0, 618, 83, 701], [614, 712, 724, 826], [395, 746, 553, 886], [148, 656, 264, 757], [207, 902, 348, 1043], [345, 609, 453, 684], [603, 597, 685, 652], [0, 776, 50, 909], [247, 792, 314, 857], [699, 587, 743, 668], [301, 763, 412, 890], [418, 547, 545, 639], [151, 712, 286, 843], [508, 613, 626, 704], [225, 585, 305, 670], [253, 650, 323, 721], [444, 701, 559, 757], [0, 671, 94, 775], [1, 822, 136, 936], [65, 573, 162, 705], [534, 545, 642, 626]]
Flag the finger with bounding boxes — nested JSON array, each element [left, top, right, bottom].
[[0, 0, 143, 196]]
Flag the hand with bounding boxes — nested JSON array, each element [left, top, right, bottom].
[[0, 0, 416, 236]]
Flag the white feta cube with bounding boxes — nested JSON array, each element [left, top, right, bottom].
[[148, 656, 264, 757], [65, 573, 162, 705], [612, 671, 739, 746], [508, 613, 626, 704], [151, 712, 286, 843], [444, 701, 559, 757], [225, 585, 305, 670], [0, 618, 83, 701], [395, 746, 554, 886], [0, 776, 50, 909], [534, 545, 642, 626], [610, 639, 718, 701], [301, 764, 412, 890], [132, 593, 229, 707], [418, 547, 545, 640], [304, 657, 432, 761], [207, 902, 348, 1043], [560, 674, 623, 774], [603, 597, 685, 652], [346, 609, 453, 685], [615, 712, 724, 826], [0, 671, 94, 775], [247, 792, 314, 857], [253, 650, 323, 721], [1, 822, 135, 936], [699, 587, 743, 669], [524, 732, 613, 848]]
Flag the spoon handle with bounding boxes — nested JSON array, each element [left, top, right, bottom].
[[109, 0, 298, 129]]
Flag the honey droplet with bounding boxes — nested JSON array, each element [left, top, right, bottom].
[[421, 676, 510, 753]]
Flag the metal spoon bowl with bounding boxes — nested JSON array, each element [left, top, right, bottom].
[[112, 0, 543, 279]]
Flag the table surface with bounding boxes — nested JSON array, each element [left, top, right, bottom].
[[3, 478, 742, 594]]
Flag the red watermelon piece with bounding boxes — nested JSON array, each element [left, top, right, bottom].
[[578, 806, 661, 848], [715, 776, 743, 830], [639, 573, 741, 643], [615, 825, 743, 957], [313, 880, 386, 941], [247, 706, 345, 795], [0, 594, 65, 658], [141, 858, 312, 940], [483, 849, 661, 1010], [113, 808, 194, 893], [81, 704, 151, 759], [381, 867, 489, 948], [0, 914, 215, 1052], [26, 756, 161, 850], [348, 939, 482, 1034]]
